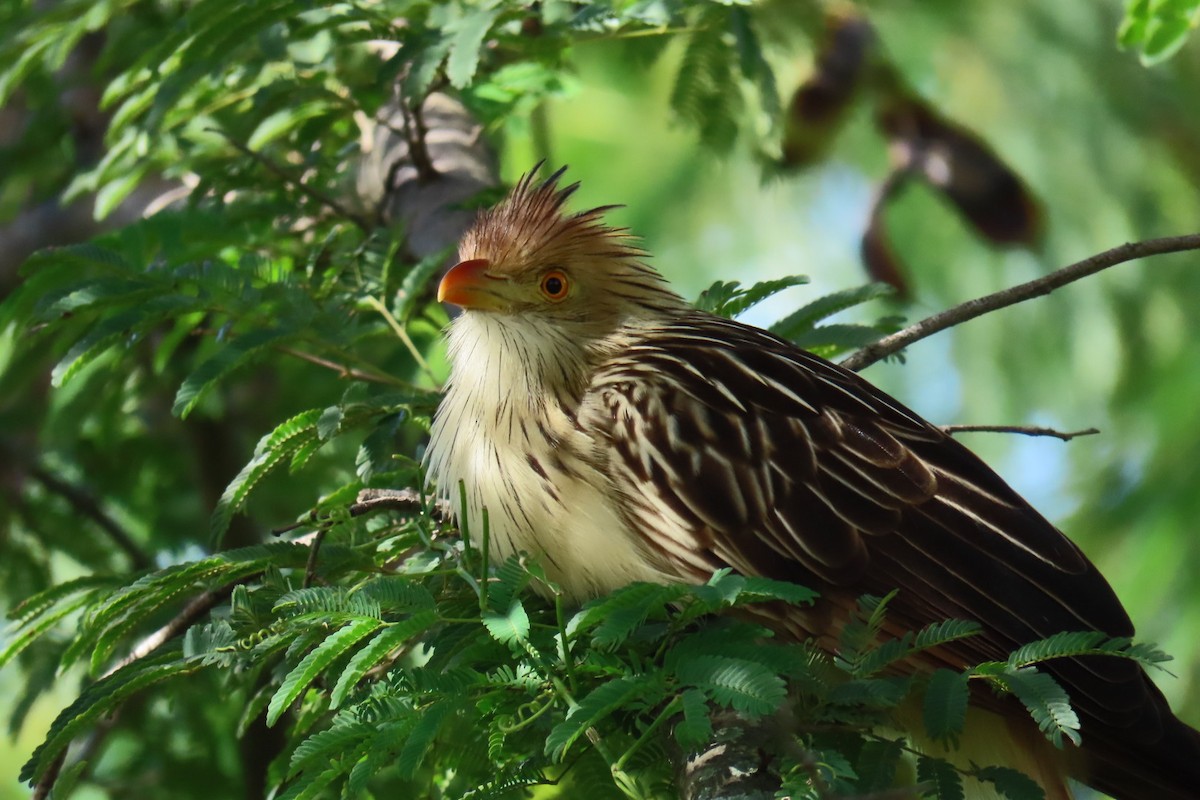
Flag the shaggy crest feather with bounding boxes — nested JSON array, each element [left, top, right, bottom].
[[460, 166, 645, 277]]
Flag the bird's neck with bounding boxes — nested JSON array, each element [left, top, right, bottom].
[[442, 312, 600, 418]]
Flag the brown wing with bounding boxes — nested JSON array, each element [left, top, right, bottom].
[[585, 312, 1200, 800]]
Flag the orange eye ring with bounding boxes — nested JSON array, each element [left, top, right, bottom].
[[540, 270, 569, 301]]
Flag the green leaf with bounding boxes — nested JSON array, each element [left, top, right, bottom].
[[979, 666, 1079, 748], [6, 574, 122, 625], [20, 651, 202, 784], [771, 283, 895, 341], [288, 720, 372, 778], [546, 675, 661, 760], [173, 327, 297, 418], [670, 8, 742, 151], [459, 762, 548, 800], [51, 295, 197, 387], [837, 591, 897, 670], [729, 575, 819, 607], [316, 405, 343, 441], [247, 101, 335, 150], [94, 165, 150, 220], [854, 738, 903, 791], [917, 756, 965, 800], [973, 765, 1046, 800], [210, 410, 324, 546], [396, 246, 454, 322], [913, 619, 983, 652], [790, 323, 897, 359], [674, 654, 786, 716], [1142, 15, 1196, 63], [1004, 631, 1171, 671], [267, 617, 384, 727], [330, 612, 439, 708], [482, 598, 530, 645], [396, 699, 460, 778], [0, 593, 96, 672], [446, 5, 500, 88], [569, 582, 687, 645], [674, 688, 714, 749], [694, 275, 809, 318], [275, 766, 344, 800], [922, 669, 969, 745]]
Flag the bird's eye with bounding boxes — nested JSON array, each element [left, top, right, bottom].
[[540, 270, 569, 301]]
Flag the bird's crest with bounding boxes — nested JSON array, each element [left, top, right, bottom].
[[460, 166, 645, 272]]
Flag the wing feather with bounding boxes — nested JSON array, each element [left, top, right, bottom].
[[583, 312, 1166, 769]]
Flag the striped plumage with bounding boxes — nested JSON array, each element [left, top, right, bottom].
[[425, 168, 1200, 800]]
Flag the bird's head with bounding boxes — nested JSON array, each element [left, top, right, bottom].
[[438, 167, 687, 333]]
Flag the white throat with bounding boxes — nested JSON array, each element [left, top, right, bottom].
[[425, 311, 668, 599]]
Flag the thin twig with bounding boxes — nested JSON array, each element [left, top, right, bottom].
[[362, 295, 440, 384], [941, 424, 1100, 442], [32, 749, 65, 800], [101, 581, 243, 679], [840, 233, 1200, 372], [216, 130, 373, 233], [275, 344, 406, 386], [28, 466, 151, 571], [271, 488, 450, 535], [400, 95, 439, 184], [303, 528, 327, 588]]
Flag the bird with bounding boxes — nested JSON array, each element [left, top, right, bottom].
[[424, 166, 1200, 800]]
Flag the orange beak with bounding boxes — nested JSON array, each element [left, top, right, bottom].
[[437, 259, 512, 311]]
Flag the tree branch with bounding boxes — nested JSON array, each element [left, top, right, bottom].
[[27, 465, 152, 571], [217, 131, 374, 233], [274, 344, 407, 386], [271, 487, 449, 535], [840, 233, 1200, 372], [941, 424, 1099, 442], [101, 581, 242, 679]]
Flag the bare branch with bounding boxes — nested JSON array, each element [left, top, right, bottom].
[[303, 529, 327, 589], [272, 487, 449, 535], [101, 581, 242, 679], [275, 345, 407, 386], [28, 465, 152, 571], [32, 750, 65, 800], [941, 424, 1100, 442], [399, 92, 439, 184], [840, 233, 1200, 372]]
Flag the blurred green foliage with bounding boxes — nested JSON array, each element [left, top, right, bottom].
[[1, 1, 1199, 798]]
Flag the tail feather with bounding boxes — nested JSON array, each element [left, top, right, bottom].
[[1081, 694, 1200, 800]]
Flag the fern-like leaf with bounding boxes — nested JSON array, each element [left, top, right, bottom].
[[458, 761, 548, 799], [977, 665, 1080, 748], [173, 327, 298, 418], [545, 674, 663, 760], [395, 699, 461, 778], [569, 582, 687, 646], [669, 8, 741, 151], [922, 668, 970, 746], [771, 283, 894, 341], [287, 719, 373, 778], [694, 275, 809, 318], [972, 765, 1046, 800], [917, 755, 966, 800], [267, 617, 384, 727], [210, 410, 323, 545], [674, 654, 786, 717], [20, 650, 202, 784], [482, 599, 530, 646], [674, 688, 714, 749], [330, 612, 439, 708]]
